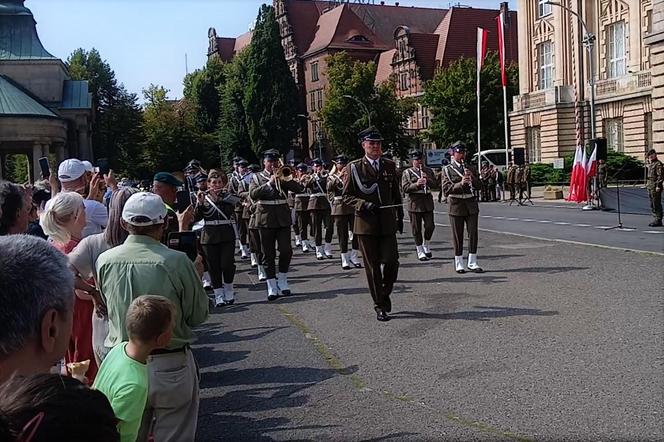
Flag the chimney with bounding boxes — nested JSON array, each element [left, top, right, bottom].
[[395, 2, 399, 6]]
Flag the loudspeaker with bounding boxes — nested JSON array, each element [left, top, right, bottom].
[[513, 147, 525, 165], [590, 138, 607, 161]]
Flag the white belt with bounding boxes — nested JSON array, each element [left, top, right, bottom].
[[333, 196, 343, 201], [310, 193, 326, 197], [447, 194, 475, 199], [258, 199, 288, 205], [205, 219, 233, 226], [295, 194, 309, 198], [411, 190, 430, 194]]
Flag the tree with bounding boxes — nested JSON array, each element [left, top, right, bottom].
[[217, 50, 256, 166], [66, 48, 144, 174], [183, 57, 226, 133], [243, 4, 299, 157], [320, 52, 416, 158], [141, 85, 217, 173], [422, 52, 518, 155]]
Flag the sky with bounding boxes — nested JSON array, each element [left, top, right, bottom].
[[28, 0, 516, 101]]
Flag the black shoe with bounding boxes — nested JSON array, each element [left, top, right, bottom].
[[456, 269, 466, 274], [352, 261, 362, 268], [376, 311, 391, 322], [468, 267, 484, 273], [342, 265, 352, 270], [425, 252, 433, 259], [280, 289, 292, 296], [648, 221, 663, 227], [267, 294, 278, 302], [226, 299, 235, 305]]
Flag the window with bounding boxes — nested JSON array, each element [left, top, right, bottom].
[[421, 106, 430, 129], [538, 0, 552, 18], [316, 89, 323, 110], [311, 61, 319, 82], [348, 35, 369, 43], [607, 21, 626, 78], [527, 126, 542, 163], [399, 72, 408, 91], [309, 91, 316, 112], [537, 41, 554, 89], [605, 118, 624, 152]]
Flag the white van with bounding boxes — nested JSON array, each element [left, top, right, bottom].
[[471, 149, 512, 172]]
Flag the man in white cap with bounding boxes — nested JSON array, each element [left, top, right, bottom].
[[58, 158, 109, 237], [96, 192, 209, 442]]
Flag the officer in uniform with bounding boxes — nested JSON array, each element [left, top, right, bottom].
[[328, 154, 362, 270], [487, 165, 497, 201], [249, 149, 305, 300], [646, 149, 663, 227], [597, 159, 608, 188], [194, 172, 237, 307], [152, 172, 190, 244], [402, 149, 436, 261], [506, 162, 517, 201], [523, 161, 532, 199], [293, 163, 313, 252], [442, 142, 483, 274], [342, 127, 403, 322], [307, 158, 334, 260], [228, 159, 251, 260]]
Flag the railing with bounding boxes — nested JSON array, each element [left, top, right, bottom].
[[512, 86, 575, 111], [594, 71, 652, 98]]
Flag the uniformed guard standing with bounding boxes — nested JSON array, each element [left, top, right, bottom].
[[293, 163, 313, 252], [597, 159, 608, 188], [307, 158, 334, 260], [194, 172, 238, 307], [249, 149, 306, 301], [228, 159, 251, 260], [342, 127, 403, 322], [515, 164, 525, 201], [506, 162, 517, 201], [442, 142, 483, 274], [328, 154, 362, 270], [487, 165, 497, 201], [523, 161, 532, 200], [646, 149, 663, 227], [402, 149, 436, 261]]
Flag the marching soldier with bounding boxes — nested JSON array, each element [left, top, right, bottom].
[[480, 162, 490, 202], [249, 149, 305, 301], [328, 154, 362, 270], [228, 158, 251, 259], [194, 171, 237, 307], [402, 149, 436, 261], [506, 161, 517, 200], [307, 159, 334, 260], [441, 142, 483, 274], [342, 126, 403, 322], [487, 165, 497, 201], [646, 149, 663, 227], [246, 165, 266, 281], [293, 163, 313, 252], [523, 161, 532, 199]]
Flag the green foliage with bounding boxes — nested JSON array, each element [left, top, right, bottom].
[[66, 48, 144, 174], [141, 85, 217, 173], [217, 50, 256, 166], [4, 154, 29, 184], [320, 52, 416, 159], [605, 150, 644, 181], [423, 52, 518, 155], [183, 57, 226, 133], [243, 4, 299, 157], [529, 163, 566, 184]]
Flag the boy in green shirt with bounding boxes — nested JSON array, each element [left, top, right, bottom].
[[93, 295, 175, 442]]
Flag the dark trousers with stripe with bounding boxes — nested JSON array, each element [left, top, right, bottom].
[[201, 241, 235, 287], [311, 210, 333, 246], [409, 211, 435, 246], [259, 227, 292, 279], [449, 214, 478, 256], [357, 234, 399, 313], [334, 214, 358, 253]]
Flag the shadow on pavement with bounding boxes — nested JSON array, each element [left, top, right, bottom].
[[197, 413, 339, 441], [391, 305, 559, 322], [492, 266, 589, 274]]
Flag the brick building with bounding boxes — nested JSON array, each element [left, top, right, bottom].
[[208, 0, 517, 158]]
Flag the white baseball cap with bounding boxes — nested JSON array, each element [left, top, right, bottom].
[[57, 159, 87, 182], [81, 160, 94, 172], [122, 192, 167, 226]]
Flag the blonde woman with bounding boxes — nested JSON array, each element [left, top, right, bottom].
[[41, 191, 99, 383]]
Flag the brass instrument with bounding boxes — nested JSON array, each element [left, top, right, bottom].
[[275, 160, 293, 182]]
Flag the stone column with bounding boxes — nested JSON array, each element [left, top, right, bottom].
[[55, 143, 66, 164], [646, 0, 664, 147]]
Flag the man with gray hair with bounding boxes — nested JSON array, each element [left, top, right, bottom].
[[0, 235, 74, 382]]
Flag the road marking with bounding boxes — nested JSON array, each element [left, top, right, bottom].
[[535, 220, 552, 223], [522, 218, 536, 222], [573, 223, 592, 227], [594, 226, 612, 229], [553, 222, 570, 225], [506, 217, 519, 221], [643, 230, 664, 234]]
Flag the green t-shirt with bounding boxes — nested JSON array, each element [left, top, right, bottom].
[[93, 342, 148, 442]]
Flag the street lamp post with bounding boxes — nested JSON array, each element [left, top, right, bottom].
[[544, 1, 596, 139], [342, 95, 372, 127]]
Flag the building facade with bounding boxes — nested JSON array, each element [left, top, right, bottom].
[[645, 0, 663, 149], [0, 0, 93, 181], [510, 0, 654, 164]]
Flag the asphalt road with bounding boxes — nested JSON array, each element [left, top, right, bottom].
[[193, 214, 663, 441]]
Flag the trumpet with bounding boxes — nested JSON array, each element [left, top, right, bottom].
[[275, 160, 293, 182]]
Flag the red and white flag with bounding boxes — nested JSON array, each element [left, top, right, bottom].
[[495, 12, 507, 87], [586, 145, 598, 177], [476, 27, 488, 94], [567, 146, 588, 203]]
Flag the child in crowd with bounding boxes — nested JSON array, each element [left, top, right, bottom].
[[93, 295, 175, 442]]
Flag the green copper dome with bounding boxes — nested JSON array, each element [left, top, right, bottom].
[[0, 0, 56, 60]]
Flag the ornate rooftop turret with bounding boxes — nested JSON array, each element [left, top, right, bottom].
[[0, 0, 56, 60]]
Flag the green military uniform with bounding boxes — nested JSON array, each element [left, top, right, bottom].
[[328, 154, 361, 270], [293, 165, 312, 252], [522, 163, 532, 199], [401, 150, 436, 261], [249, 150, 305, 300], [597, 162, 608, 188], [228, 160, 250, 258], [646, 152, 663, 227], [506, 164, 517, 200], [442, 142, 483, 274], [306, 159, 334, 259], [342, 127, 403, 320], [194, 189, 237, 306], [487, 166, 497, 201]]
